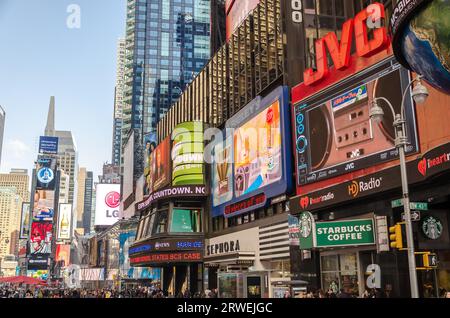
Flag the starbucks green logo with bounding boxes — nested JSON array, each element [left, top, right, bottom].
[[299, 213, 313, 238], [422, 216, 443, 240]]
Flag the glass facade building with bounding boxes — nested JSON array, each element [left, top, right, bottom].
[[122, 0, 211, 177]]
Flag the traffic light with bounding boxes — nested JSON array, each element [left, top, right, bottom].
[[389, 222, 407, 250], [416, 252, 438, 270]]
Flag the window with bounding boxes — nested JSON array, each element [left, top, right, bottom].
[[170, 209, 202, 233]]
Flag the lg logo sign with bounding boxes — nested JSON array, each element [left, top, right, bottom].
[[105, 191, 120, 218]]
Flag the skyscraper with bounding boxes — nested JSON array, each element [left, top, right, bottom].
[[0, 169, 30, 203], [0, 187, 22, 258], [0, 106, 5, 168], [82, 171, 93, 234], [121, 0, 211, 180], [44, 97, 78, 207], [112, 39, 126, 168], [76, 167, 87, 231]]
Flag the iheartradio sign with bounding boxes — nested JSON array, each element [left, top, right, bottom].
[[95, 184, 121, 226]]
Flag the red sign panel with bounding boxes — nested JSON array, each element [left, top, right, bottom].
[[130, 252, 203, 265], [226, 0, 260, 41], [224, 193, 266, 217]]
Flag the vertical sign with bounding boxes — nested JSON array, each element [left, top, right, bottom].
[[375, 215, 390, 253], [288, 214, 300, 246], [20, 203, 31, 239], [57, 204, 72, 240]]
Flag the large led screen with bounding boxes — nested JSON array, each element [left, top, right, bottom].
[[211, 86, 292, 218], [29, 222, 53, 255], [293, 64, 419, 187], [32, 190, 55, 222]]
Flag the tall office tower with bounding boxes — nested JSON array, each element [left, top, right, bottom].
[[210, 0, 226, 56], [121, 0, 211, 180], [82, 171, 93, 234], [0, 106, 5, 167], [113, 39, 126, 168], [76, 167, 87, 230], [0, 169, 30, 203], [44, 97, 79, 206], [44, 97, 79, 238], [0, 187, 22, 258], [58, 170, 70, 204]]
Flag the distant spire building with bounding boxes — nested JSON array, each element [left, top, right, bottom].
[[44, 96, 55, 136], [0, 105, 5, 168], [43, 97, 79, 236]]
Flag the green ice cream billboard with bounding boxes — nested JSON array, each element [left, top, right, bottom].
[[391, 0, 450, 95], [171, 122, 205, 186]]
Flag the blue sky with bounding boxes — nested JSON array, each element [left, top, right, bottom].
[[0, 0, 126, 179]]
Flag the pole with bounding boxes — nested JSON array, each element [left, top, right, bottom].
[[397, 119, 419, 298]]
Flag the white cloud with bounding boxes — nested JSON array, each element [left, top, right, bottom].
[[5, 139, 32, 158]]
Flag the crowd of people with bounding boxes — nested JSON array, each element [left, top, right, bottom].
[[0, 285, 219, 299]]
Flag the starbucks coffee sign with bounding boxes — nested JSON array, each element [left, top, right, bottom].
[[315, 219, 375, 248], [421, 216, 443, 240]]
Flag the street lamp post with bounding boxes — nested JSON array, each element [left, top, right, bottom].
[[369, 75, 429, 298]]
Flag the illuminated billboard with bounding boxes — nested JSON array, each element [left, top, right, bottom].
[[95, 184, 121, 226], [32, 190, 55, 222], [144, 133, 157, 196], [29, 222, 53, 255], [57, 203, 72, 240], [293, 60, 419, 189], [39, 136, 59, 155], [19, 202, 31, 239], [211, 86, 292, 218], [35, 157, 57, 190], [171, 122, 204, 186], [56, 244, 71, 268], [150, 137, 171, 192]]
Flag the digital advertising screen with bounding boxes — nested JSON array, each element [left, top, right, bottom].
[[35, 157, 57, 190], [211, 86, 292, 218], [29, 222, 53, 255], [293, 61, 419, 189], [32, 190, 55, 222], [171, 121, 205, 186], [20, 202, 31, 239], [57, 203, 72, 240], [144, 132, 157, 196], [150, 137, 171, 192], [226, 0, 260, 41], [56, 244, 71, 267], [39, 136, 59, 155]]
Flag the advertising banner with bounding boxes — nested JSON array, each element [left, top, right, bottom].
[[27, 270, 48, 280], [35, 157, 57, 190], [119, 231, 136, 277], [288, 214, 300, 246], [29, 222, 53, 255], [39, 136, 59, 155], [170, 209, 200, 233], [211, 86, 292, 218], [171, 122, 205, 186], [150, 137, 171, 192], [57, 203, 72, 240], [144, 133, 157, 196], [129, 238, 204, 256], [19, 202, 31, 239], [56, 244, 71, 268], [94, 184, 120, 226], [315, 219, 375, 248], [212, 136, 233, 207], [130, 252, 203, 265], [293, 60, 418, 189], [136, 185, 206, 211], [32, 190, 55, 222], [27, 255, 49, 270]]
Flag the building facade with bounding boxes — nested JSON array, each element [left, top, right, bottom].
[[0, 169, 30, 203], [121, 0, 212, 208], [113, 38, 126, 168], [0, 187, 22, 258], [83, 171, 94, 235]]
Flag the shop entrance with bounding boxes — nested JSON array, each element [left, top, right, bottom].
[[321, 252, 359, 296]]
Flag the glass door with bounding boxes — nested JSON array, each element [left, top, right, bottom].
[[321, 252, 359, 297]]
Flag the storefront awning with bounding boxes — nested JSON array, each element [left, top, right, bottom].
[[204, 251, 255, 266]]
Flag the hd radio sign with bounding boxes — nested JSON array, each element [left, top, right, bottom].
[[94, 184, 120, 226]]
